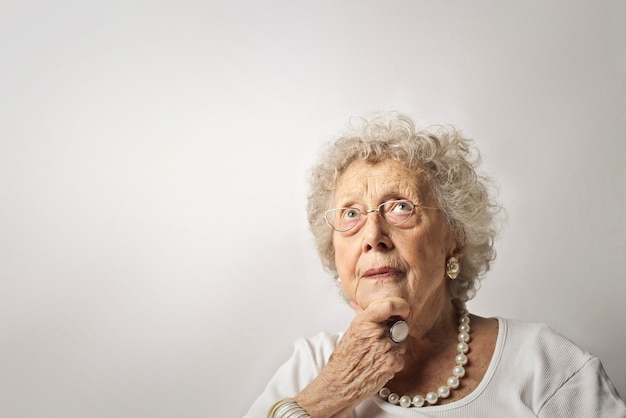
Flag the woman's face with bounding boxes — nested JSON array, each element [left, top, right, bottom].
[[333, 159, 460, 328]]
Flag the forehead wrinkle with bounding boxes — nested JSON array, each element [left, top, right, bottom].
[[334, 160, 424, 206]]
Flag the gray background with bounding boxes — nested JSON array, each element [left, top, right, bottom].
[[1, 1, 624, 417]]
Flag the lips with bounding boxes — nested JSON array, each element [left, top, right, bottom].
[[362, 266, 402, 279]]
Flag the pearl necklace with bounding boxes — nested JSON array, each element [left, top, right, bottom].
[[378, 302, 471, 408]]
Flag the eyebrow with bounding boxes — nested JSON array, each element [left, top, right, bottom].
[[335, 192, 422, 208]]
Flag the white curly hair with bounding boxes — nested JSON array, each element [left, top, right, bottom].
[[306, 113, 502, 302]]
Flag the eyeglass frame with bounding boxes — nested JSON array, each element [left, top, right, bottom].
[[323, 199, 439, 233]]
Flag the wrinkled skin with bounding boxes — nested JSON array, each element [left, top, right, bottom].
[[295, 160, 464, 417], [296, 298, 410, 417]]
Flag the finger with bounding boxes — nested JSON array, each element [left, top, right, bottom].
[[390, 357, 405, 377], [360, 297, 411, 323], [349, 301, 364, 313]]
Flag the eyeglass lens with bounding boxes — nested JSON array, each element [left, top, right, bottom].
[[326, 200, 415, 232]]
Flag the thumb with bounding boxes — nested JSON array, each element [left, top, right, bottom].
[[349, 301, 364, 313]]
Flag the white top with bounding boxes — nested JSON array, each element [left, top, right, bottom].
[[245, 318, 626, 417]]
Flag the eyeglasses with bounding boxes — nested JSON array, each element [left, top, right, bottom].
[[324, 199, 437, 233]]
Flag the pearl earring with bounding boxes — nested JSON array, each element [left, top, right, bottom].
[[446, 257, 460, 280], [336, 277, 342, 286]]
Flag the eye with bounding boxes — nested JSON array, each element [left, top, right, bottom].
[[342, 208, 360, 220], [387, 200, 413, 213], [382, 200, 415, 226], [395, 201, 412, 212]]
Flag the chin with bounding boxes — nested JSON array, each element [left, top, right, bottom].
[[358, 290, 408, 308]]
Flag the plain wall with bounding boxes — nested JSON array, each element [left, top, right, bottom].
[[1, 1, 624, 417]]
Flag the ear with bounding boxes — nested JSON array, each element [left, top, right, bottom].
[[452, 244, 464, 260], [448, 239, 465, 262], [445, 224, 465, 261]]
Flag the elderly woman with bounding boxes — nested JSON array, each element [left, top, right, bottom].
[[245, 114, 625, 417]]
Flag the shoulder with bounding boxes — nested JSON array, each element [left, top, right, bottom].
[[500, 318, 593, 364], [244, 332, 344, 417], [494, 318, 626, 414], [500, 319, 626, 415], [290, 331, 343, 372], [299, 330, 343, 348]]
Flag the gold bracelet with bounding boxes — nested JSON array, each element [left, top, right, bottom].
[[267, 398, 311, 418]]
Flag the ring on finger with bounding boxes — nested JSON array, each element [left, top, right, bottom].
[[389, 320, 409, 343]]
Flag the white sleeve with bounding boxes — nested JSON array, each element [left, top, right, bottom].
[[244, 332, 340, 418], [538, 356, 626, 418]]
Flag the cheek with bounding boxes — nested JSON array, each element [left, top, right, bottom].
[[402, 235, 447, 275], [333, 240, 358, 278]]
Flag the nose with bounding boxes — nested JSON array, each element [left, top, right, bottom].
[[361, 211, 394, 252]]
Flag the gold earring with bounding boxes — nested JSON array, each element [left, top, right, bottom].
[[446, 257, 460, 280]]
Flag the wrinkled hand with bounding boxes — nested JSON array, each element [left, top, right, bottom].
[[295, 297, 410, 418]]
